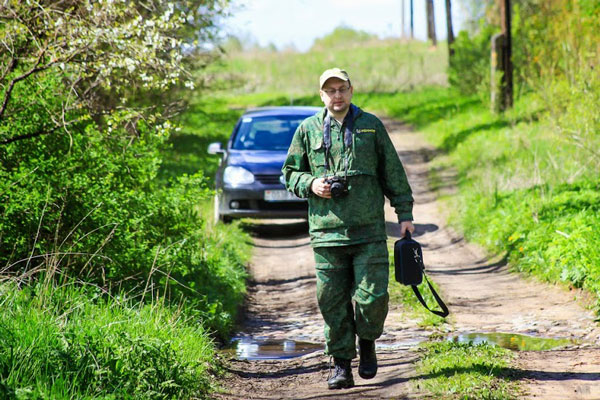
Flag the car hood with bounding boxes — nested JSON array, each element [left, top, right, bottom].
[[227, 150, 288, 175]]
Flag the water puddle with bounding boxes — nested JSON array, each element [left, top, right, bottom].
[[224, 337, 324, 360], [449, 332, 576, 351]]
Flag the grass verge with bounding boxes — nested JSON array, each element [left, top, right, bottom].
[[415, 340, 518, 400]]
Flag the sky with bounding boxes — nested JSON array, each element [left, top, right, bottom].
[[223, 0, 466, 52]]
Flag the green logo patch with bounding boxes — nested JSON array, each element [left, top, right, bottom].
[[356, 128, 376, 133]]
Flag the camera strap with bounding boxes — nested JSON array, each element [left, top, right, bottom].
[[322, 105, 355, 177]]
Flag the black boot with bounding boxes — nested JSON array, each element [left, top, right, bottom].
[[358, 339, 377, 379], [327, 357, 354, 389]]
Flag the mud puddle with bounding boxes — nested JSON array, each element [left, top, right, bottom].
[[449, 332, 577, 351], [224, 337, 324, 360]]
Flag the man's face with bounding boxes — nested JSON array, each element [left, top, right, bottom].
[[320, 78, 353, 115]]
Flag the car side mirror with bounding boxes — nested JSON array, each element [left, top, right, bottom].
[[207, 142, 225, 155]]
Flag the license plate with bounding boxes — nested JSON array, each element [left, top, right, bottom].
[[264, 190, 300, 202]]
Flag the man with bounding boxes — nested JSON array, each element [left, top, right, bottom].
[[282, 68, 415, 389]]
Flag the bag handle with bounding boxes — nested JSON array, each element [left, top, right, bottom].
[[403, 229, 449, 318], [411, 274, 449, 317]]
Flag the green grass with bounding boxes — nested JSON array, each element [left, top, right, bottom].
[[0, 281, 222, 399], [415, 341, 518, 400]]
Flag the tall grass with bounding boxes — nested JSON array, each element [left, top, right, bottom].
[[0, 281, 221, 399]]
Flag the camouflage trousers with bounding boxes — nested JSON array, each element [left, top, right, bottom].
[[313, 241, 389, 360]]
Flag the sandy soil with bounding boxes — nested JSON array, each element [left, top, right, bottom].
[[214, 119, 600, 400]]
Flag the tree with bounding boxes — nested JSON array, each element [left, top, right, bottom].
[[426, 0, 437, 46], [0, 0, 228, 145], [446, 0, 455, 57]]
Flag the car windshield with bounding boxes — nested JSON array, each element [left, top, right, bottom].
[[232, 115, 306, 151]]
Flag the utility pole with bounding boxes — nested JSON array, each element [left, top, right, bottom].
[[401, 0, 406, 39], [445, 0, 455, 57], [410, 0, 414, 39], [426, 0, 437, 46], [491, 0, 513, 111]]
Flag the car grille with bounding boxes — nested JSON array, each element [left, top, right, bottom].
[[255, 174, 282, 185]]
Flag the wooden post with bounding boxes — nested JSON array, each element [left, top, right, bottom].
[[490, 33, 505, 112], [445, 0, 455, 57], [500, 0, 513, 109], [426, 0, 437, 46]]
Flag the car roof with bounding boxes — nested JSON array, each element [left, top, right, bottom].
[[242, 106, 322, 118]]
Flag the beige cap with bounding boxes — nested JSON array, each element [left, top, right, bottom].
[[319, 68, 350, 89]]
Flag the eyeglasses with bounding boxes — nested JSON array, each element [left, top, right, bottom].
[[322, 86, 350, 96]]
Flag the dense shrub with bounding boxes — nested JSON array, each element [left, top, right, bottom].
[[0, 68, 248, 338], [447, 24, 495, 96]]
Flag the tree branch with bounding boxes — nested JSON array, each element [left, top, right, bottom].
[[0, 118, 81, 145], [0, 126, 59, 145], [0, 47, 48, 120]]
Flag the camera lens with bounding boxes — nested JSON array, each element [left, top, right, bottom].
[[330, 182, 343, 197]]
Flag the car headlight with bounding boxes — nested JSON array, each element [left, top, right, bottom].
[[223, 166, 255, 186]]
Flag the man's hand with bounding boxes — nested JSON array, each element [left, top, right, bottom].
[[399, 221, 415, 237], [311, 178, 331, 198]]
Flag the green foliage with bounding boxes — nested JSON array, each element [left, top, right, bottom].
[[159, 96, 245, 184], [1, 102, 249, 337], [447, 24, 495, 95], [1, 1, 250, 340], [0, 282, 220, 399], [1, 2, 247, 398], [416, 341, 517, 399], [0, 0, 229, 144]]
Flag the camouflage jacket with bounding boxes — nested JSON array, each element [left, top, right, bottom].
[[282, 104, 413, 247]]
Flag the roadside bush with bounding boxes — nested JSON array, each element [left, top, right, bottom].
[[447, 24, 495, 96], [0, 71, 249, 338]]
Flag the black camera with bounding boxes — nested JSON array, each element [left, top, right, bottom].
[[325, 176, 348, 198]]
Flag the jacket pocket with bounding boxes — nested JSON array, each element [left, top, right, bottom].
[[308, 137, 326, 176]]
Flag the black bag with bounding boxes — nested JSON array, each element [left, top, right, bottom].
[[394, 231, 449, 317]]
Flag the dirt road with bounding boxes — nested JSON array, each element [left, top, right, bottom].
[[215, 119, 600, 399]]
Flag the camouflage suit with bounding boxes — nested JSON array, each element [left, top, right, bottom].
[[282, 104, 413, 360]]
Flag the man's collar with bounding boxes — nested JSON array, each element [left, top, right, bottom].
[[318, 104, 360, 123]]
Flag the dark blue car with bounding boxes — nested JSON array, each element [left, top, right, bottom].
[[208, 106, 320, 223]]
